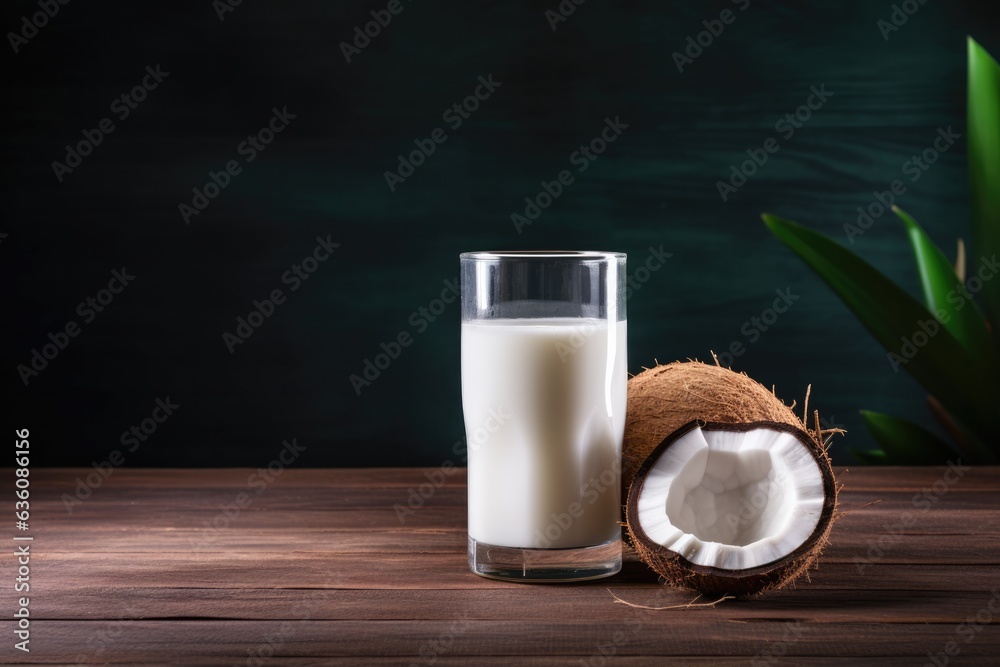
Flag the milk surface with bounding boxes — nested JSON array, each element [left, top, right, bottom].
[[462, 318, 627, 549]]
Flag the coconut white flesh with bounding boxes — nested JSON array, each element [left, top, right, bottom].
[[635, 426, 825, 570]]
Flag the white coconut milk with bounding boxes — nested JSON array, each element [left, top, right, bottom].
[[462, 318, 627, 549]]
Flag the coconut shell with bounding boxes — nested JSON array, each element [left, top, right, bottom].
[[625, 420, 838, 598], [623, 361, 822, 496]]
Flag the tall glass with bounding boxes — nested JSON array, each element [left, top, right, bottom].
[[460, 251, 627, 581]]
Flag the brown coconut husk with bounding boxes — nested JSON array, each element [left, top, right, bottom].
[[620, 360, 842, 597], [623, 360, 835, 495], [626, 419, 838, 598]]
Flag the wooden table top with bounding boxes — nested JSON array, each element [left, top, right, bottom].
[[8, 466, 1000, 665]]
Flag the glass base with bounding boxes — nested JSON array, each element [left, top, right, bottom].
[[468, 536, 622, 582]]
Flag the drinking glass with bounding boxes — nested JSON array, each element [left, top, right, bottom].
[[460, 250, 627, 581]]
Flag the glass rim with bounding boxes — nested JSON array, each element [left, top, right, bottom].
[[460, 250, 626, 261]]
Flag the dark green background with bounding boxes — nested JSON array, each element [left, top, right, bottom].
[[6, 0, 999, 466]]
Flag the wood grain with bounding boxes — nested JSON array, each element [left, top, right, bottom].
[[2, 467, 998, 664]]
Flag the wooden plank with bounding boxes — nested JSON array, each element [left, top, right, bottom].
[[14, 660, 1000, 667], [22, 528, 1000, 568], [66, 501, 983, 527], [9, 552, 999, 595], [25, 506, 1000, 538], [33, 467, 471, 489], [31, 487, 1000, 514], [30, 466, 1000, 490], [7, 467, 999, 663], [8, 620, 1000, 661], [23, 587, 1000, 624]]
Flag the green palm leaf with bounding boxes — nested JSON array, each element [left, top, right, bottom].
[[860, 410, 956, 465], [850, 448, 888, 464], [968, 37, 1000, 332], [893, 205, 995, 365], [763, 213, 999, 462]]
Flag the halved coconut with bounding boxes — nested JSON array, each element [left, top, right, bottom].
[[626, 419, 837, 598]]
